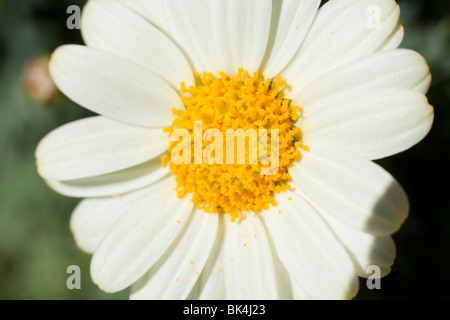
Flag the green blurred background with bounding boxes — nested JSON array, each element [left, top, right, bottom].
[[0, 0, 449, 300]]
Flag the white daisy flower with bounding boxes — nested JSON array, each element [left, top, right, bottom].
[[36, 0, 434, 300]]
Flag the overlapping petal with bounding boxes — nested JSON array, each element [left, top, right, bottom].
[[49, 45, 183, 128], [130, 209, 219, 300], [260, 0, 320, 77], [81, 0, 194, 89], [45, 158, 169, 198], [282, 0, 402, 98], [289, 145, 409, 235], [299, 89, 433, 160], [163, 0, 272, 74], [195, 213, 279, 300], [259, 191, 359, 299], [36, 116, 169, 181], [90, 176, 194, 293]]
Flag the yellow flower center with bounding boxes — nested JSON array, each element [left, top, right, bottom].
[[162, 68, 306, 221]]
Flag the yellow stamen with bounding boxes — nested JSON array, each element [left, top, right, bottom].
[[162, 69, 304, 221]]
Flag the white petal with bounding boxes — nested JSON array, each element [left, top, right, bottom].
[[260, 0, 320, 77], [269, 243, 307, 299], [197, 214, 227, 300], [70, 188, 150, 254], [289, 145, 409, 235], [282, 0, 401, 97], [91, 176, 194, 293], [50, 45, 182, 127], [36, 116, 169, 181], [259, 191, 359, 299], [130, 209, 218, 300], [314, 203, 396, 278], [295, 49, 432, 107], [290, 276, 311, 300], [45, 158, 169, 198], [377, 21, 404, 50], [208, 0, 272, 74], [81, 0, 194, 90], [161, 0, 211, 72], [300, 90, 434, 160], [116, 0, 171, 37], [222, 213, 278, 300], [164, 0, 272, 74], [197, 213, 278, 300]]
